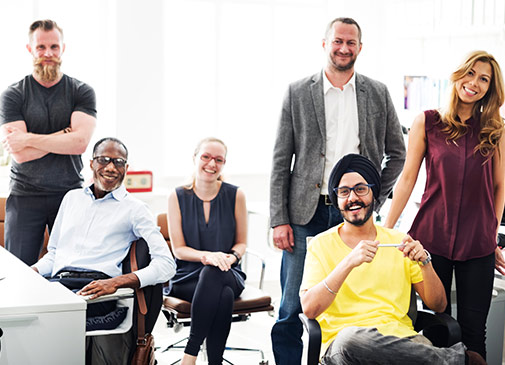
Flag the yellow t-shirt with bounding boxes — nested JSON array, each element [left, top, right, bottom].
[[301, 224, 424, 354]]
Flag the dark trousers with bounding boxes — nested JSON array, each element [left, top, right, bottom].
[[5, 193, 66, 265], [271, 196, 342, 365], [430, 252, 495, 359], [170, 266, 243, 365], [49, 272, 132, 365], [49, 272, 116, 317]]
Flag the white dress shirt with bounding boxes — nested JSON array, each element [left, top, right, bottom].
[[34, 184, 176, 288], [322, 71, 360, 194]]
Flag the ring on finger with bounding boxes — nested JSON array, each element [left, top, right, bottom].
[[413, 249, 417, 254]]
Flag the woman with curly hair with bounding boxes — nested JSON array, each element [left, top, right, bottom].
[[385, 50, 505, 359]]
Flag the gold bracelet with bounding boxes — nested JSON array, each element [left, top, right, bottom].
[[323, 279, 337, 295]]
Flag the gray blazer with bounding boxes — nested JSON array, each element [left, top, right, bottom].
[[269, 71, 406, 227]]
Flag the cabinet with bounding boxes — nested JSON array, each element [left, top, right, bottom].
[[0, 247, 86, 365]]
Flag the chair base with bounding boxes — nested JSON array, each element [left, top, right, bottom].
[[161, 335, 269, 365]]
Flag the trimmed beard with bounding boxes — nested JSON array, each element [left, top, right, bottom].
[[341, 200, 375, 227], [335, 58, 356, 72], [33, 57, 62, 83], [329, 52, 357, 72]]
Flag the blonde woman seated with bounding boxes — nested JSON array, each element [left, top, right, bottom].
[[167, 137, 247, 365]]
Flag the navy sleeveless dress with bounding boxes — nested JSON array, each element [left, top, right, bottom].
[[171, 182, 246, 289]]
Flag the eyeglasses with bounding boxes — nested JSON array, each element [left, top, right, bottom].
[[200, 153, 226, 165], [93, 156, 127, 168], [333, 183, 374, 198]]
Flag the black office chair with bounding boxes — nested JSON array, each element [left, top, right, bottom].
[[299, 289, 462, 365]]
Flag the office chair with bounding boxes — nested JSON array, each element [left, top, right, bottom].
[[299, 289, 462, 365], [300, 236, 461, 365], [156, 213, 273, 365]]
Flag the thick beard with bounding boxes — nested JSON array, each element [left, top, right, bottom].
[[342, 201, 374, 227], [33, 57, 62, 83]]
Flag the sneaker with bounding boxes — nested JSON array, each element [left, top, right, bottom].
[[465, 350, 486, 365]]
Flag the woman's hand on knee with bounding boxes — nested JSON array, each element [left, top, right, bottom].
[[201, 251, 232, 271]]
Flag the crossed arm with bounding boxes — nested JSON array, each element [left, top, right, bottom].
[[1, 110, 96, 163]]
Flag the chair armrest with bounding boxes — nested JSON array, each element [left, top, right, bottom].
[[414, 310, 461, 347], [244, 248, 266, 290], [83, 288, 134, 304], [299, 313, 321, 365]]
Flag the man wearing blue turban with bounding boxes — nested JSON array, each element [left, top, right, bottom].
[[299, 154, 484, 365]]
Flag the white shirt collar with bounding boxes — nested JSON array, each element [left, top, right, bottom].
[[323, 70, 356, 94], [85, 184, 128, 201]]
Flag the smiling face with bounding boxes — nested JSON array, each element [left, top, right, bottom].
[[337, 172, 374, 226], [323, 21, 362, 73], [90, 141, 128, 199], [27, 28, 65, 83], [455, 60, 492, 106], [194, 141, 227, 183]]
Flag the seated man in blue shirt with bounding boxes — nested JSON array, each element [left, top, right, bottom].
[[32, 137, 175, 364]]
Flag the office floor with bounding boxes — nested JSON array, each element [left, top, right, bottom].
[[152, 279, 280, 365]]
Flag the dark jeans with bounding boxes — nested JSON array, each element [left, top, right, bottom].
[[5, 193, 66, 265], [170, 266, 243, 365], [430, 252, 495, 359], [271, 196, 342, 365], [49, 270, 116, 317]]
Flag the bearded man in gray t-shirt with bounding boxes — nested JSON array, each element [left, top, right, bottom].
[[0, 19, 97, 265]]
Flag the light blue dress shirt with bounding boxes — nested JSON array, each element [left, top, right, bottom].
[[34, 184, 176, 288]]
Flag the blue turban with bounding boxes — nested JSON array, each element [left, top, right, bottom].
[[328, 154, 381, 208]]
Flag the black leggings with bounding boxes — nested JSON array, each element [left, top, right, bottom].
[[170, 266, 243, 365], [430, 252, 495, 359]]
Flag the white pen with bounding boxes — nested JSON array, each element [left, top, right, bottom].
[[377, 244, 403, 247]]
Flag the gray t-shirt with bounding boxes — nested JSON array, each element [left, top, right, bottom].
[[0, 74, 97, 195]]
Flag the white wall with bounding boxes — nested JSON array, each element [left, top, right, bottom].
[[1, 0, 505, 205]]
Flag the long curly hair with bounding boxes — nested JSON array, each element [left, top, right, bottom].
[[441, 50, 505, 157]]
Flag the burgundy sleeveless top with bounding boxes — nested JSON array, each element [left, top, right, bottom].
[[409, 110, 497, 261]]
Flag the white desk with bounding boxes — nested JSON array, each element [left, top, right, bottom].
[[0, 247, 86, 365]]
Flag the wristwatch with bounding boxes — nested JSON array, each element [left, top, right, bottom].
[[230, 250, 241, 266], [420, 249, 432, 266]]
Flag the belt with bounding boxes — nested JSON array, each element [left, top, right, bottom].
[[321, 195, 333, 206], [56, 271, 110, 280]]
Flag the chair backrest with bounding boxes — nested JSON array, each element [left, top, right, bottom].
[[156, 213, 173, 254], [0, 197, 49, 258], [122, 238, 162, 334]]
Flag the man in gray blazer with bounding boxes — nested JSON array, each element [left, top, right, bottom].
[[270, 17, 406, 364]]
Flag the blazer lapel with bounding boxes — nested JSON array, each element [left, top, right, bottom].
[[311, 71, 326, 140], [355, 73, 367, 138]]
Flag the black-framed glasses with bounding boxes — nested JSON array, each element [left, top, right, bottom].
[[93, 156, 127, 168], [200, 153, 226, 165], [333, 183, 374, 198]]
